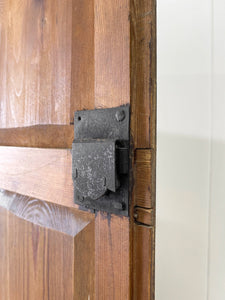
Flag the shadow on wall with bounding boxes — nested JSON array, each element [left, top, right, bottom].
[[156, 132, 209, 300], [156, 131, 225, 300]]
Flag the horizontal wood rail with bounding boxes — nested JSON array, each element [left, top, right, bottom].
[[0, 125, 74, 148], [0, 146, 74, 207]]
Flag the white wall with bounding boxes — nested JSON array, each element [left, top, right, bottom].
[[208, 1, 225, 299], [156, 0, 225, 299]]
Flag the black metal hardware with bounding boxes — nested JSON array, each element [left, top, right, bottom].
[[72, 105, 130, 216]]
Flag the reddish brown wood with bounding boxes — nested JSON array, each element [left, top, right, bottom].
[[0, 125, 74, 148], [134, 208, 154, 226], [94, 0, 130, 108], [93, 1, 132, 298], [130, 0, 157, 149], [130, 0, 156, 298], [0, 190, 95, 300], [95, 212, 130, 299], [0, 0, 72, 128], [0, 147, 74, 208], [133, 225, 155, 300], [135, 149, 155, 209], [71, 0, 95, 118], [0, 0, 157, 298]]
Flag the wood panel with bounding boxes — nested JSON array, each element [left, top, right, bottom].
[[93, 1, 131, 299], [94, 0, 130, 107], [71, 0, 95, 117], [0, 147, 74, 207], [0, 0, 72, 128], [0, 0, 157, 299], [0, 146, 132, 298], [0, 125, 73, 148], [0, 190, 95, 300], [95, 212, 130, 299]]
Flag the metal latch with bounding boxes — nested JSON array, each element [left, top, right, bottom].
[[72, 105, 130, 216]]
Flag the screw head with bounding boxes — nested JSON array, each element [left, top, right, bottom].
[[113, 202, 123, 210], [77, 195, 84, 202], [72, 168, 78, 180], [115, 110, 125, 122], [133, 212, 138, 219]]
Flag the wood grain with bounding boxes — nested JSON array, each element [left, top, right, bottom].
[[94, 0, 130, 108], [71, 0, 95, 118], [95, 212, 130, 300], [133, 225, 155, 300], [135, 149, 155, 209], [130, 0, 156, 298], [0, 0, 72, 128], [134, 207, 154, 226], [130, 0, 157, 149], [0, 0, 157, 298], [93, 0, 156, 297], [0, 147, 74, 207], [93, 1, 132, 298], [0, 190, 95, 300], [0, 125, 74, 148]]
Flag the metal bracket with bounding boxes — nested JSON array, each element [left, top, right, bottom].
[[72, 105, 130, 216]]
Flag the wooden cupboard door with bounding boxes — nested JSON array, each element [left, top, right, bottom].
[[0, 0, 156, 299]]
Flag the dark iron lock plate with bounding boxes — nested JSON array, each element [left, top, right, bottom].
[[72, 105, 130, 216]]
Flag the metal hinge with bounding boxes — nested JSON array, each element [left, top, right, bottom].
[[72, 105, 130, 216]]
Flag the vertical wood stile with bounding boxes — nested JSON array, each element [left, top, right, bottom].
[[130, 0, 156, 299]]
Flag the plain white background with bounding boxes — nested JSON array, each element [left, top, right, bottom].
[[156, 0, 225, 299]]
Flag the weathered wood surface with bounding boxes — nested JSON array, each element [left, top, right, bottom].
[[95, 0, 130, 108], [134, 149, 155, 209], [130, 0, 157, 149], [0, 147, 74, 208], [0, 0, 72, 128], [95, 212, 130, 300], [134, 207, 154, 226], [0, 0, 156, 298], [0, 190, 95, 300], [71, 0, 95, 117], [93, 1, 131, 298], [133, 225, 155, 300], [0, 125, 74, 148], [130, 0, 156, 299]]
